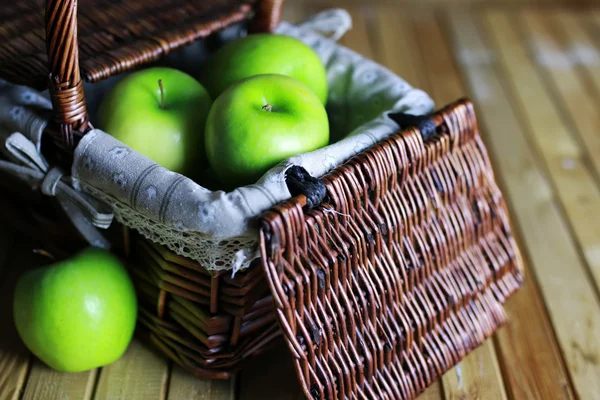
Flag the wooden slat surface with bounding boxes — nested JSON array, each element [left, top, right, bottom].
[[478, 10, 600, 398], [372, 7, 427, 88], [0, 230, 31, 400], [93, 340, 170, 400], [441, 343, 507, 400], [517, 10, 600, 294], [447, 8, 600, 399], [167, 366, 235, 400], [22, 364, 97, 400], [1, 2, 600, 400], [523, 11, 600, 188], [417, 11, 576, 400], [338, 5, 375, 59]]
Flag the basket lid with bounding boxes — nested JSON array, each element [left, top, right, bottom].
[[258, 100, 523, 399], [0, 0, 257, 89]]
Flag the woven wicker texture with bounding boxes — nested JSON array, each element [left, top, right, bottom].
[[0, 0, 255, 89], [0, 96, 523, 387], [129, 236, 279, 379], [260, 100, 523, 399]]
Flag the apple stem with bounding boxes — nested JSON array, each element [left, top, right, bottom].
[[158, 79, 165, 110], [262, 104, 272, 112], [33, 248, 55, 260]]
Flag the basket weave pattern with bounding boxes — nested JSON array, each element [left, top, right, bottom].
[[129, 239, 277, 378], [0, 0, 281, 151], [260, 100, 523, 399], [0, 0, 523, 395], [0, 0, 255, 88]]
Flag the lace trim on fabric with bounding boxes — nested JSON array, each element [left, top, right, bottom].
[[83, 183, 259, 273]]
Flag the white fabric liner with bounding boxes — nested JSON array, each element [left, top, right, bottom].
[[46, 10, 435, 273]]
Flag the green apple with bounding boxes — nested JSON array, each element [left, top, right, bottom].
[[202, 34, 328, 104], [205, 74, 329, 188], [13, 248, 137, 372], [98, 67, 211, 176]]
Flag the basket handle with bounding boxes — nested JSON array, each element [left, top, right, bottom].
[[45, 0, 89, 149], [44, 0, 285, 150], [249, 0, 285, 33]]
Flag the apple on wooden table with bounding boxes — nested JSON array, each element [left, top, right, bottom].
[[13, 248, 137, 372], [205, 74, 329, 188], [98, 67, 211, 176], [202, 34, 328, 104]]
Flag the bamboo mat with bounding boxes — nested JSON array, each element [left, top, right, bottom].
[[1, 3, 600, 400]]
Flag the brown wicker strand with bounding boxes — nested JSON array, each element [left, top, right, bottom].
[[1, 0, 284, 149], [248, 0, 284, 33], [259, 99, 523, 400], [0, 97, 522, 386], [0, 0, 275, 89], [0, 0, 522, 388], [45, 0, 90, 146]]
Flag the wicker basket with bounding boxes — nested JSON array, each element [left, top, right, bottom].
[[0, 0, 523, 398]]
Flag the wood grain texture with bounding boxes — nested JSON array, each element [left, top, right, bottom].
[[419, 383, 444, 400], [0, 231, 30, 400], [554, 11, 600, 108], [3, 3, 600, 400], [447, 10, 600, 399], [372, 7, 427, 88], [0, 354, 29, 400], [338, 6, 375, 59], [418, 11, 575, 399], [492, 275, 574, 400], [281, 1, 313, 23], [22, 364, 97, 400], [517, 10, 600, 295], [413, 12, 465, 106], [441, 342, 507, 400], [93, 340, 169, 400], [167, 366, 235, 400]]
